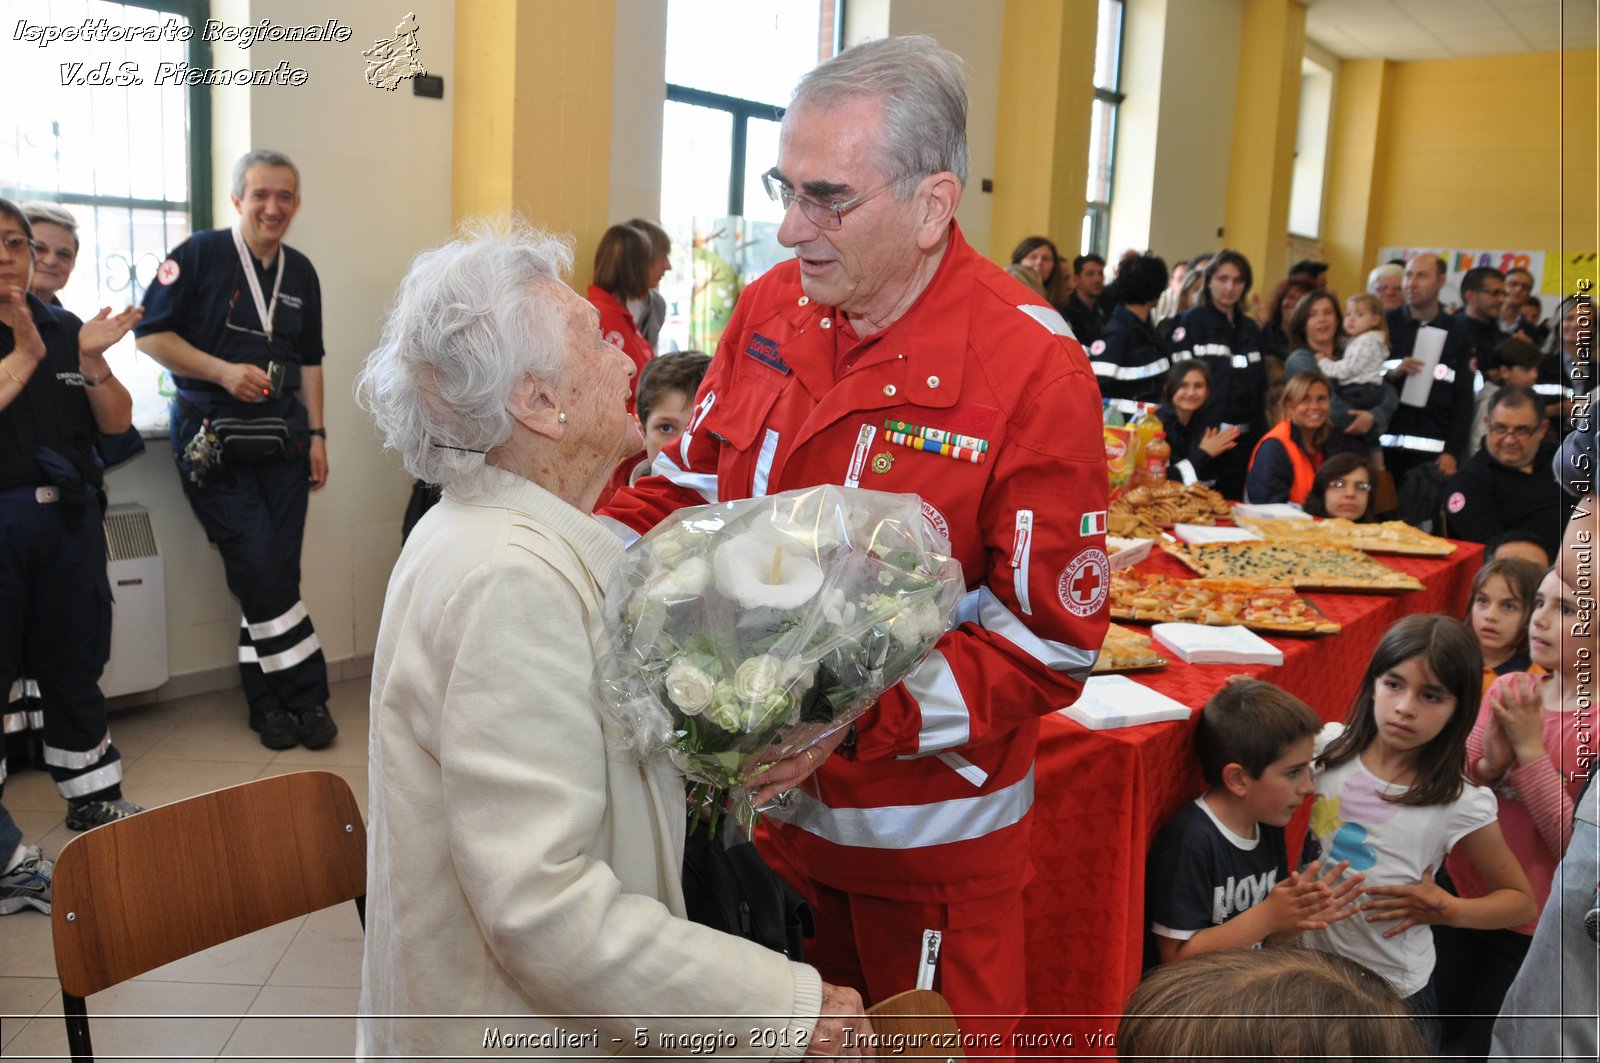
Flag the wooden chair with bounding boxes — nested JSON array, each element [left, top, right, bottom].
[[50, 770, 366, 1063], [866, 989, 965, 1060]]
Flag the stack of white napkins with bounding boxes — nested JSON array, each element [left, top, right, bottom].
[[1060, 674, 1194, 730], [1230, 502, 1312, 520], [1151, 622, 1283, 666], [1173, 523, 1262, 545]]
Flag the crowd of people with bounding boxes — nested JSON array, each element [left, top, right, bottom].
[[2, 29, 1594, 1063], [1010, 233, 1589, 548]]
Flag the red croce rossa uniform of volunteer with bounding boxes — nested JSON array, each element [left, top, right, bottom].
[[602, 220, 1108, 919]]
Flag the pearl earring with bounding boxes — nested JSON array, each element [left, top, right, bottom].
[[558, 412, 567, 424]]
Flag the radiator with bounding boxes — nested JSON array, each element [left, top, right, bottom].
[[101, 503, 169, 699]]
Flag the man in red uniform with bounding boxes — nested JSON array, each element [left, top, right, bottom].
[[601, 35, 1107, 1037]]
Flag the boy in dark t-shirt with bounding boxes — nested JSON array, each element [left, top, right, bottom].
[[1147, 679, 1365, 965]]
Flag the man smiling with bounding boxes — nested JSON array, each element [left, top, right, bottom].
[[1443, 387, 1572, 557], [136, 150, 335, 752], [604, 36, 1108, 1037]]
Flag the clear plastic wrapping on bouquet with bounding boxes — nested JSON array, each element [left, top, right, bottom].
[[597, 485, 965, 818]]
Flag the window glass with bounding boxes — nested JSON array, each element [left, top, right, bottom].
[[741, 116, 785, 226], [2, 0, 206, 432], [666, 0, 825, 107], [661, 101, 735, 223]]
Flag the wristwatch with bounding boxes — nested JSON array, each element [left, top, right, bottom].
[[308, 427, 327, 438]]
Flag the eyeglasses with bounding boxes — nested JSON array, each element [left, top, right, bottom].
[[1487, 423, 1539, 440], [761, 169, 909, 230], [1330, 480, 1373, 492], [0, 235, 40, 256]]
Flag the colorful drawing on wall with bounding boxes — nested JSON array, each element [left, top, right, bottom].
[[657, 219, 785, 355], [1377, 247, 1598, 305]]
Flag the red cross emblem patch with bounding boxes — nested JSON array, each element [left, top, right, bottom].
[[156, 258, 180, 286], [1057, 548, 1109, 617]]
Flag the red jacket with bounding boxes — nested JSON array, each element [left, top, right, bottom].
[[602, 225, 1109, 899], [588, 285, 654, 413]]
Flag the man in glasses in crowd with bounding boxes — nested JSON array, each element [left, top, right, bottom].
[[135, 150, 336, 753], [602, 35, 1109, 1038], [1443, 386, 1573, 558]]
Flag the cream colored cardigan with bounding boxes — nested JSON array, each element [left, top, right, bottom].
[[358, 464, 821, 1058]]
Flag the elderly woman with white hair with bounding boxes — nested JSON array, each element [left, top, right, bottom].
[[353, 219, 864, 1059], [1367, 262, 1404, 313]]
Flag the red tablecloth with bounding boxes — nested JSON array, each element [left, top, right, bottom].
[[1014, 540, 1484, 1047]]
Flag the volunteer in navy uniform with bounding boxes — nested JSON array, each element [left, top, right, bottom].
[[1166, 250, 1267, 500], [135, 150, 335, 751], [0, 197, 146, 831], [602, 36, 1108, 1039], [1380, 252, 1474, 482]]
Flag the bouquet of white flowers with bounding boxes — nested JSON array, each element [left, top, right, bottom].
[[599, 485, 965, 825]]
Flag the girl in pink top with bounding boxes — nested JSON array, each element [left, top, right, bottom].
[[1435, 566, 1590, 1062]]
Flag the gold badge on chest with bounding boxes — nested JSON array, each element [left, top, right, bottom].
[[870, 451, 894, 475]]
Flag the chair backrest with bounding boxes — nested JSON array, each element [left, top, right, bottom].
[[51, 770, 366, 998]]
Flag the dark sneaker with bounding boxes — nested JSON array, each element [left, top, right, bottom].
[[0, 845, 52, 915], [250, 706, 300, 750], [65, 797, 144, 832], [295, 704, 338, 750]]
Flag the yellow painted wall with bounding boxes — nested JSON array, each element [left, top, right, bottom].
[[1323, 59, 1391, 298], [1364, 48, 1596, 288], [990, 0, 1099, 261], [453, 1, 617, 287], [1223, 0, 1306, 283]]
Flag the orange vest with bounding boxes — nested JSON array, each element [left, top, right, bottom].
[[1249, 420, 1319, 504]]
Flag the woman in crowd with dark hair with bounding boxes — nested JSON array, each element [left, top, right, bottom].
[[1006, 235, 1065, 310], [1285, 289, 1398, 455], [1260, 274, 1314, 360], [1091, 253, 1169, 416], [1302, 452, 1378, 522], [587, 223, 655, 409], [1154, 360, 1238, 485], [1167, 248, 1265, 499]]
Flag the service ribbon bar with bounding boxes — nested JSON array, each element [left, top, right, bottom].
[[884, 419, 990, 454], [885, 428, 987, 464]]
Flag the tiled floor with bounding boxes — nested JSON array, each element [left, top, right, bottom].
[[0, 679, 369, 1062]]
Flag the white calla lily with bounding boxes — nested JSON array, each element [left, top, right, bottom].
[[714, 535, 824, 609]]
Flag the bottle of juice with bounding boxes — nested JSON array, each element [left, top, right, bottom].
[[1129, 403, 1162, 477], [1104, 424, 1134, 496], [1142, 430, 1171, 486]]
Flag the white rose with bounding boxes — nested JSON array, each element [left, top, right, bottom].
[[647, 556, 711, 601], [733, 654, 784, 703], [707, 682, 743, 731], [664, 658, 715, 715], [885, 608, 925, 649], [916, 599, 947, 639]]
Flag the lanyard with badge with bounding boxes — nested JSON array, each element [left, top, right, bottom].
[[230, 222, 284, 343]]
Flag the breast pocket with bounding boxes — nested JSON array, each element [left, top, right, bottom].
[[699, 376, 784, 451]]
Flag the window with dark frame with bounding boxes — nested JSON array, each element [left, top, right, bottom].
[[1, 0, 212, 432], [1084, 0, 1124, 259]]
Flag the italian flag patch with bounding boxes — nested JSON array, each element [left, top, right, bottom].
[[1080, 510, 1107, 536]]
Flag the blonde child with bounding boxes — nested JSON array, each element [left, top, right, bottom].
[[1308, 615, 1535, 1049], [1323, 293, 1392, 454], [1435, 565, 1593, 1061], [1464, 556, 1545, 700]]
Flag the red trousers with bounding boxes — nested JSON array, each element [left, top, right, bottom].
[[761, 838, 1028, 1043]]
